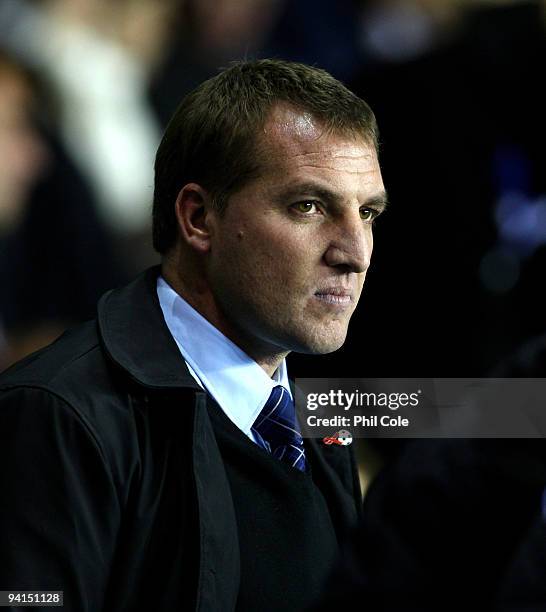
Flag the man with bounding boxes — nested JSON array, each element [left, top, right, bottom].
[[0, 59, 387, 611]]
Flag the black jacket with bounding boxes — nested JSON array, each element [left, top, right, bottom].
[[0, 266, 362, 611], [312, 439, 546, 609]]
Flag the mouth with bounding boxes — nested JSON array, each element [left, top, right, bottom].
[[313, 287, 353, 308]]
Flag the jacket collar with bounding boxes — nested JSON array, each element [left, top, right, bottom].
[[97, 265, 201, 390]]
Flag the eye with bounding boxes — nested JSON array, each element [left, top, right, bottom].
[[292, 201, 320, 214], [360, 207, 377, 222]]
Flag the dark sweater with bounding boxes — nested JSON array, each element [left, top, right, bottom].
[[207, 398, 340, 612]]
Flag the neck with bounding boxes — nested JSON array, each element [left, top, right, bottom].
[[161, 261, 289, 378], [234, 340, 289, 378]]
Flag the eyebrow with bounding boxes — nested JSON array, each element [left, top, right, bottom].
[[276, 182, 389, 212]]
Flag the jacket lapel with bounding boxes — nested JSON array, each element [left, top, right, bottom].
[[192, 391, 240, 612], [98, 267, 240, 610]]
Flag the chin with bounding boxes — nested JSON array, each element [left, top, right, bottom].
[[291, 329, 348, 355]]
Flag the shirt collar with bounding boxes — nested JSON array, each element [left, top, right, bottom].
[[157, 276, 291, 436]]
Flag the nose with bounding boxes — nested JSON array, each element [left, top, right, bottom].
[[322, 212, 372, 273]]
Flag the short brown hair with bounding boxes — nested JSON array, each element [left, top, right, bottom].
[[152, 59, 379, 254]]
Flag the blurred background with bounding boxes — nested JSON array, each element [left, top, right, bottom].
[[0, 1, 544, 438]]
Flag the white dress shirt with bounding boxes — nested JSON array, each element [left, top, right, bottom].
[[157, 276, 291, 443]]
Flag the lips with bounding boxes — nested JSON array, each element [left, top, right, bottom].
[[314, 287, 353, 305]]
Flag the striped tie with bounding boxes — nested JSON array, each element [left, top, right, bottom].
[[251, 385, 307, 472]]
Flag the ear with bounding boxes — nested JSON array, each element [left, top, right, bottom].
[[174, 183, 214, 254]]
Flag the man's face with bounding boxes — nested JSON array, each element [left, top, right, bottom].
[[206, 104, 386, 357]]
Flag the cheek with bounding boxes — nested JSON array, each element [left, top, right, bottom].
[[243, 223, 313, 275], [267, 239, 315, 290], [216, 210, 325, 304]]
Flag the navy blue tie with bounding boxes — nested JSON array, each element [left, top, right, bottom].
[[251, 385, 307, 472]]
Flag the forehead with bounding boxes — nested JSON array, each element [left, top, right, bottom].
[[257, 103, 380, 179]]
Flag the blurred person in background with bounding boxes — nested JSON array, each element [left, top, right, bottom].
[[0, 0, 183, 274], [0, 48, 123, 370], [0, 53, 47, 239], [0, 0, 187, 367], [0, 51, 50, 367]]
